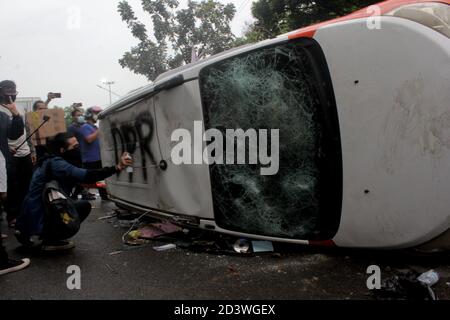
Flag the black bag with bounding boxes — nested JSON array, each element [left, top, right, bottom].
[[42, 159, 81, 241]]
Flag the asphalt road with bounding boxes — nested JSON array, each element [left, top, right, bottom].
[[1, 200, 450, 300]]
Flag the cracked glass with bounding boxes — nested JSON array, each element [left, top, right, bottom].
[[200, 39, 342, 240]]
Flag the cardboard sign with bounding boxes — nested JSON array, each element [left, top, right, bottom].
[[26, 109, 67, 146]]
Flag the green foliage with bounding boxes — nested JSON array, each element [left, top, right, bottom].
[[62, 106, 75, 128], [118, 0, 236, 81], [239, 0, 379, 43]]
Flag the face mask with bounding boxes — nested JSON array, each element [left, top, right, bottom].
[[77, 116, 86, 124], [63, 147, 82, 167], [92, 114, 99, 122]]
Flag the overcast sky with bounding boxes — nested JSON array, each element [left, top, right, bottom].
[[0, 0, 255, 109]]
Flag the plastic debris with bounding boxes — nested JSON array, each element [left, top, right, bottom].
[[153, 244, 177, 252], [98, 213, 117, 221], [109, 251, 123, 256], [417, 270, 439, 287], [137, 226, 161, 239], [417, 270, 439, 300], [233, 238, 251, 253], [128, 230, 141, 240], [123, 230, 149, 246], [138, 222, 181, 240], [252, 241, 274, 253], [373, 270, 438, 300]]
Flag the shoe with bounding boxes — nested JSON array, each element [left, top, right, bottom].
[[0, 258, 31, 276], [41, 240, 75, 252], [15, 231, 43, 248]]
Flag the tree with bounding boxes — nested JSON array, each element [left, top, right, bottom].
[[240, 0, 379, 43], [64, 106, 74, 127], [118, 0, 236, 81]]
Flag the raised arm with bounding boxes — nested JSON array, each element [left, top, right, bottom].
[[52, 153, 132, 184], [1, 102, 24, 140]]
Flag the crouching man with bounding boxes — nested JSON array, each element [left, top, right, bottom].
[[15, 133, 132, 251]]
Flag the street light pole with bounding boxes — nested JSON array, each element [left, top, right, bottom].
[[104, 81, 115, 105]]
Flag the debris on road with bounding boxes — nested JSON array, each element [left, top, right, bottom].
[[97, 213, 117, 221], [233, 239, 251, 253], [417, 270, 439, 286], [138, 222, 182, 240], [104, 208, 282, 256], [122, 220, 182, 246], [373, 269, 438, 300], [252, 241, 274, 253], [153, 244, 177, 252], [109, 250, 123, 256]]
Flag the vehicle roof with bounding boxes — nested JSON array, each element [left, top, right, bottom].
[[287, 0, 450, 39], [100, 0, 450, 119]]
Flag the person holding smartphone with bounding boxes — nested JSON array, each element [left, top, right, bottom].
[[0, 81, 30, 276], [0, 80, 36, 228], [32, 92, 61, 112]]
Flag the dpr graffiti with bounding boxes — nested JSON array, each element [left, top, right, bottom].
[[111, 112, 156, 182]]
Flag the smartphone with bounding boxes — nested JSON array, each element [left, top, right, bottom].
[[50, 93, 62, 98]]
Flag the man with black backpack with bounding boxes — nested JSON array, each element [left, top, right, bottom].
[[15, 133, 132, 251]]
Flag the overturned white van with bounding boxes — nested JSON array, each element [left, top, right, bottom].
[[99, 0, 450, 250]]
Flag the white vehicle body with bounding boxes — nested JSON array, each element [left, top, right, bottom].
[[100, 0, 450, 250]]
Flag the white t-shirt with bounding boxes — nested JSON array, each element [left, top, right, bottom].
[[0, 150, 7, 192], [0, 104, 31, 158]]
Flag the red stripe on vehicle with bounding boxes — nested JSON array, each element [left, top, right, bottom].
[[288, 0, 450, 39]]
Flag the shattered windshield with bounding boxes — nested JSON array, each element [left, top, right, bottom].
[[200, 39, 342, 240]]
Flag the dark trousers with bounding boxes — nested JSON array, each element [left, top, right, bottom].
[[6, 154, 33, 222], [1, 196, 8, 264], [42, 200, 92, 242], [0, 228, 7, 264], [74, 200, 92, 224]]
